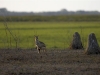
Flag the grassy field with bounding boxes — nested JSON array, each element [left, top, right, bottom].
[[0, 22, 100, 49]]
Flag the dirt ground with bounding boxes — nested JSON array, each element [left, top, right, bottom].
[[0, 48, 100, 75]]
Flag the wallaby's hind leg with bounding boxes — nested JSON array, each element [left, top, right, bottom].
[[38, 49, 40, 54], [44, 48, 47, 55], [37, 47, 40, 54], [42, 47, 46, 52], [44, 48, 46, 53]]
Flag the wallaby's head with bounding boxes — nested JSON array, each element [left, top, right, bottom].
[[34, 35, 38, 40]]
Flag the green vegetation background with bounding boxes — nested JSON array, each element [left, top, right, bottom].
[[0, 21, 100, 49], [0, 15, 100, 22]]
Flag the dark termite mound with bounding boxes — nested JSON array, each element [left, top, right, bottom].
[[85, 33, 100, 54], [70, 32, 83, 49]]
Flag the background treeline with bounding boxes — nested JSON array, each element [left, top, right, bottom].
[[0, 15, 100, 22]]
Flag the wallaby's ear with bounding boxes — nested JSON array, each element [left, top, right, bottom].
[[34, 35, 39, 38]]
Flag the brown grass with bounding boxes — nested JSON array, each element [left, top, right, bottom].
[[0, 49, 100, 75]]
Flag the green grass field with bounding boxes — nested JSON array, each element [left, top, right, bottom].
[[0, 22, 100, 49]]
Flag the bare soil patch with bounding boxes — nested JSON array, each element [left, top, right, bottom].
[[0, 49, 100, 75]]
